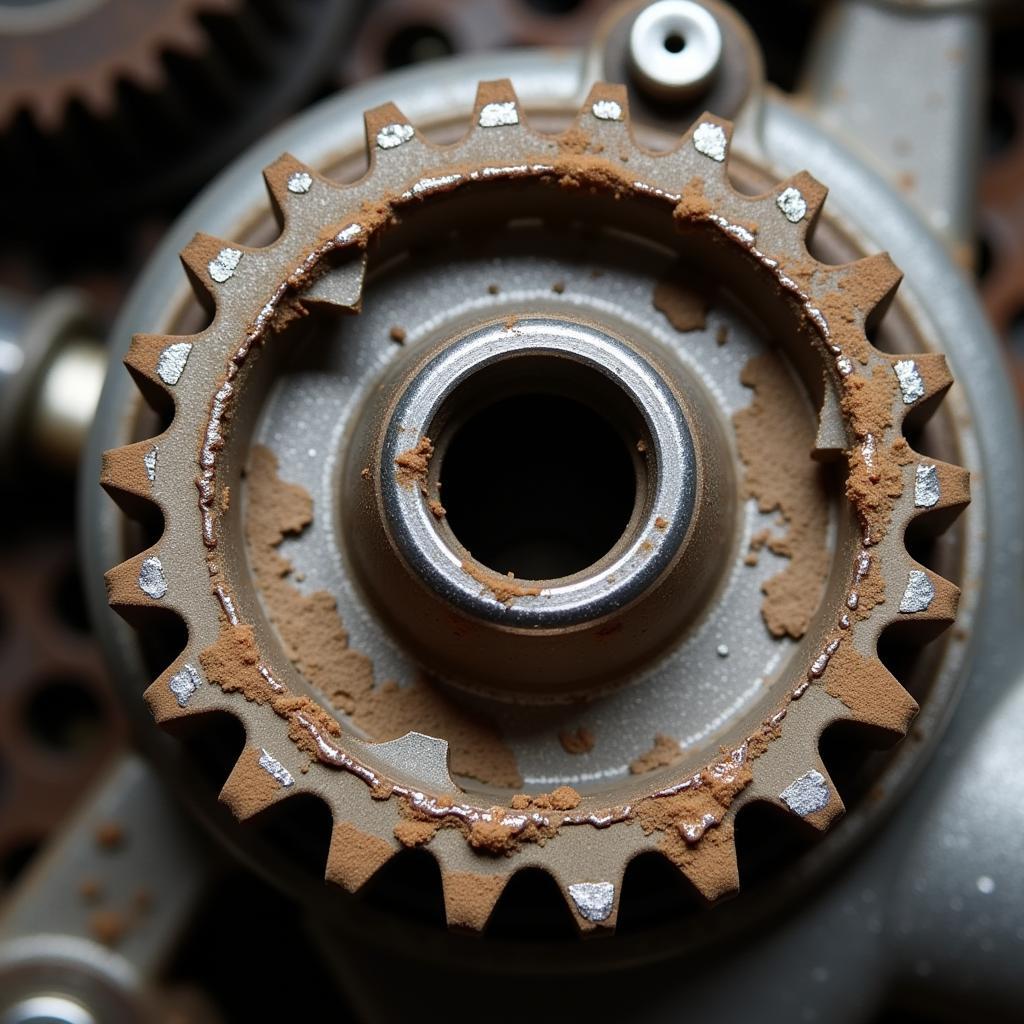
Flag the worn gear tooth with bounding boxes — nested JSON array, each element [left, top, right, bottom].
[[442, 870, 509, 931], [125, 332, 196, 412], [680, 112, 733, 169], [775, 761, 845, 832], [105, 548, 174, 622], [101, 437, 165, 514], [145, 656, 208, 723], [772, 171, 828, 235], [907, 457, 971, 526], [673, 820, 740, 901], [325, 820, 398, 892], [180, 232, 250, 310], [364, 101, 424, 166], [576, 82, 631, 141], [263, 153, 322, 224], [471, 79, 525, 132], [220, 746, 298, 820], [565, 877, 621, 932], [843, 253, 903, 328], [889, 352, 953, 413], [834, 660, 918, 736], [894, 562, 959, 629]]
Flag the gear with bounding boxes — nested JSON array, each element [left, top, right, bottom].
[[101, 80, 968, 932], [0, 0, 237, 131]]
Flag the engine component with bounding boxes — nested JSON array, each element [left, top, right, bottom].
[[99, 61, 966, 934]]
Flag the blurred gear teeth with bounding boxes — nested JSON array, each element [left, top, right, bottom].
[[105, 80, 968, 933]]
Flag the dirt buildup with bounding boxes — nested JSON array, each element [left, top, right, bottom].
[[630, 733, 683, 774], [734, 353, 830, 640], [394, 436, 434, 489], [389, 325, 406, 344], [559, 726, 595, 755], [822, 642, 918, 735], [511, 787, 581, 811], [244, 444, 521, 788], [90, 909, 130, 948], [427, 497, 446, 519], [653, 277, 707, 332], [443, 871, 507, 930], [94, 822, 124, 850], [461, 560, 541, 604]]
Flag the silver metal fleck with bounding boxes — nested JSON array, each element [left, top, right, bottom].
[[894, 359, 926, 404], [479, 101, 519, 128], [143, 445, 158, 482], [258, 749, 294, 788], [138, 556, 167, 599], [716, 644, 729, 657], [915, 463, 940, 508], [776, 186, 807, 223], [592, 99, 623, 121], [692, 121, 727, 161], [287, 171, 312, 194], [567, 881, 615, 923], [376, 122, 415, 149], [156, 342, 192, 386], [169, 664, 202, 708], [208, 247, 242, 284], [780, 769, 831, 816], [900, 569, 935, 613]]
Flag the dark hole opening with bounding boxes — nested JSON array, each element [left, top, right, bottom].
[[440, 392, 637, 580], [664, 31, 687, 53], [384, 24, 455, 69]]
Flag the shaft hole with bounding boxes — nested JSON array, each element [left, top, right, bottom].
[[664, 31, 687, 53], [440, 392, 638, 580]]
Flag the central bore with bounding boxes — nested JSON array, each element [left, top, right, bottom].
[[440, 392, 637, 580]]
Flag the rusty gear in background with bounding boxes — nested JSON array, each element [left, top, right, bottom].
[[101, 77, 967, 931], [0, 0, 367, 232]]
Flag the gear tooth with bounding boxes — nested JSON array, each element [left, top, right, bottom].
[[773, 171, 828, 234], [835, 660, 918, 736], [895, 562, 959, 628], [775, 761, 845, 833], [263, 153, 321, 224], [906, 458, 970, 527], [180, 232, 250, 310], [442, 870, 508, 931], [846, 253, 903, 327], [564, 876, 621, 932], [156, 16, 208, 58], [105, 547, 173, 621], [675, 820, 740, 901], [221, 746, 298, 820], [681, 112, 734, 170], [145, 656, 207, 723], [325, 820, 397, 892], [101, 438, 164, 515], [576, 82, 631, 140], [125, 332, 194, 412], [471, 79, 525, 132], [363, 101, 424, 165]]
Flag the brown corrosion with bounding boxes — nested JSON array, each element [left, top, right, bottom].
[[653, 276, 707, 332], [630, 733, 683, 774], [733, 353, 830, 639], [395, 436, 434, 489], [559, 726, 595, 755], [460, 560, 542, 604], [243, 445, 522, 788]]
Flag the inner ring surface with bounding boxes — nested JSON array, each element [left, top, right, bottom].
[[379, 317, 697, 631]]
